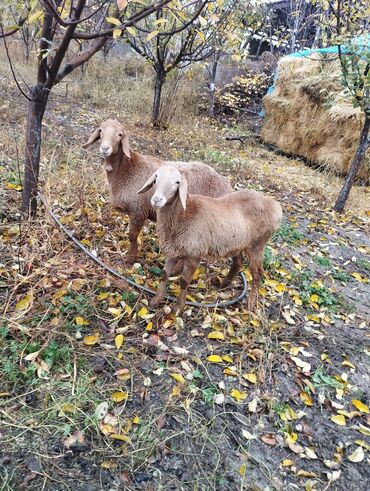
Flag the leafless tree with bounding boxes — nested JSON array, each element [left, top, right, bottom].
[[0, 0, 173, 214], [125, 0, 238, 126]]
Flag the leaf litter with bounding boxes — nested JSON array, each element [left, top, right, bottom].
[[0, 63, 369, 490]]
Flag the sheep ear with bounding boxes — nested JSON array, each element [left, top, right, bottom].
[[121, 134, 131, 158], [83, 127, 100, 148], [178, 176, 188, 210], [137, 173, 156, 194]]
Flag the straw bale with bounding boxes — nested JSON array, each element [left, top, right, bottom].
[[262, 52, 369, 181]]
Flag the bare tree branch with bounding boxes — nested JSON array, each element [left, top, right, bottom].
[[72, 0, 173, 39]]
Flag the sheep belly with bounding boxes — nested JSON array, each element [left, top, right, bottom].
[[161, 211, 251, 259]]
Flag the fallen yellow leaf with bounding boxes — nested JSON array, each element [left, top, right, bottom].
[[75, 316, 90, 326], [221, 355, 233, 363], [223, 368, 238, 377], [285, 432, 298, 445], [300, 391, 313, 406], [15, 294, 31, 311], [172, 385, 181, 396], [115, 368, 130, 381], [348, 446, 364, 462], [274, 283, 287, 293], [108, 307, 122, 317], [115, 334, 124, 349], [297, 470, 318, 478], [207, 355, 223, 363], [83, 334, 99, 346], [230, 389, 247, 402], [342, 360, 355, 369], [137, 307, 148, 318], [352, 272, 366, 282], [208, 331, 225, 341], [352, 399, 369, 414], [97, 292, 109, 301], [331, 414, 346, 426], [243, 373, 257, 384], [355, 439, 370, 451], [282, 459, 294, 467], [358, 424, 370, 436], [170, 373, 185, 384], [111, 391, 128, 403]]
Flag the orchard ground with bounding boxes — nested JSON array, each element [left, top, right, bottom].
[[1, 54, 370, 490]]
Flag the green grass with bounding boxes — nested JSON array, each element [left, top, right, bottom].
[[274, 223, 304, 245], [263, 246, 283, 271], [303, 284, 338, 308], [358, 259, 370, 271], [59, 292, 94, 320], [292, 270, 339, 309], [331, 269, 351, 282], [201, 384, 218, 405], [313, 256, 332, 267], [311, 367, 343, 389], [0, 327, 73, 388]]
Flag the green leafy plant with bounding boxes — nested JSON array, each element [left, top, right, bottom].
[[314, 256, 332, 267], [274, 224, 304, 245]]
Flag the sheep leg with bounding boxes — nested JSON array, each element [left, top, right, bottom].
[[125, 216, 145, 264], [247, 250, 263, 312], [173, 259, 199, 313], [217, 253, 244, 289], [151, 258, 177, 308], [172, 259, 184, 275]]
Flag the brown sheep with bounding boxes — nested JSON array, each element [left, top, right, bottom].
[[138, 166, 282, 312], [83, 119, 232, 263]]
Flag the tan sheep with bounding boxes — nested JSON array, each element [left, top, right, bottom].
[[138, 166, 282, 312], [83, 119, 232, 263]]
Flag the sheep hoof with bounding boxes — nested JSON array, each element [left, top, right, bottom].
[[211, 277, 222, 287], [123, 255, 139, 265], [247, 297, 258, 312], [172, 302, 184, 315], [150, 296, 164, 308], [212, 277, 230, 289]]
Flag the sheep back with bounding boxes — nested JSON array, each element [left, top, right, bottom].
[[107, 155, 232, 221], [158, 189, 282, 259]]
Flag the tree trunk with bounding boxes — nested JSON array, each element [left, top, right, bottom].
[[333, 117, 369, 213], [22, 27, 31, 63], [207, 57, 219, 117], [22, 85, 49, 215], [152, 71, 165, 127]]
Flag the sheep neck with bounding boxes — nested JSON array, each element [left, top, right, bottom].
[[104, 146, 127, 176], [157, 194, 186, 238], [105, 147, 149, 187]]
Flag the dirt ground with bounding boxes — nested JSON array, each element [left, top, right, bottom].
[[1, 56, 370, 491]]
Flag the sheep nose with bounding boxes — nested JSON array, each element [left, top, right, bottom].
[[151, 195, 166, 208], [101, 144, 110, 152]]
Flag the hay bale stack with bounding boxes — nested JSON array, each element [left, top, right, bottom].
[[261, 53, 369, 181]]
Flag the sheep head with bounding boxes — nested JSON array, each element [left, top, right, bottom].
[[83, 119, 131, 163], [137, 165, 188, 210]]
